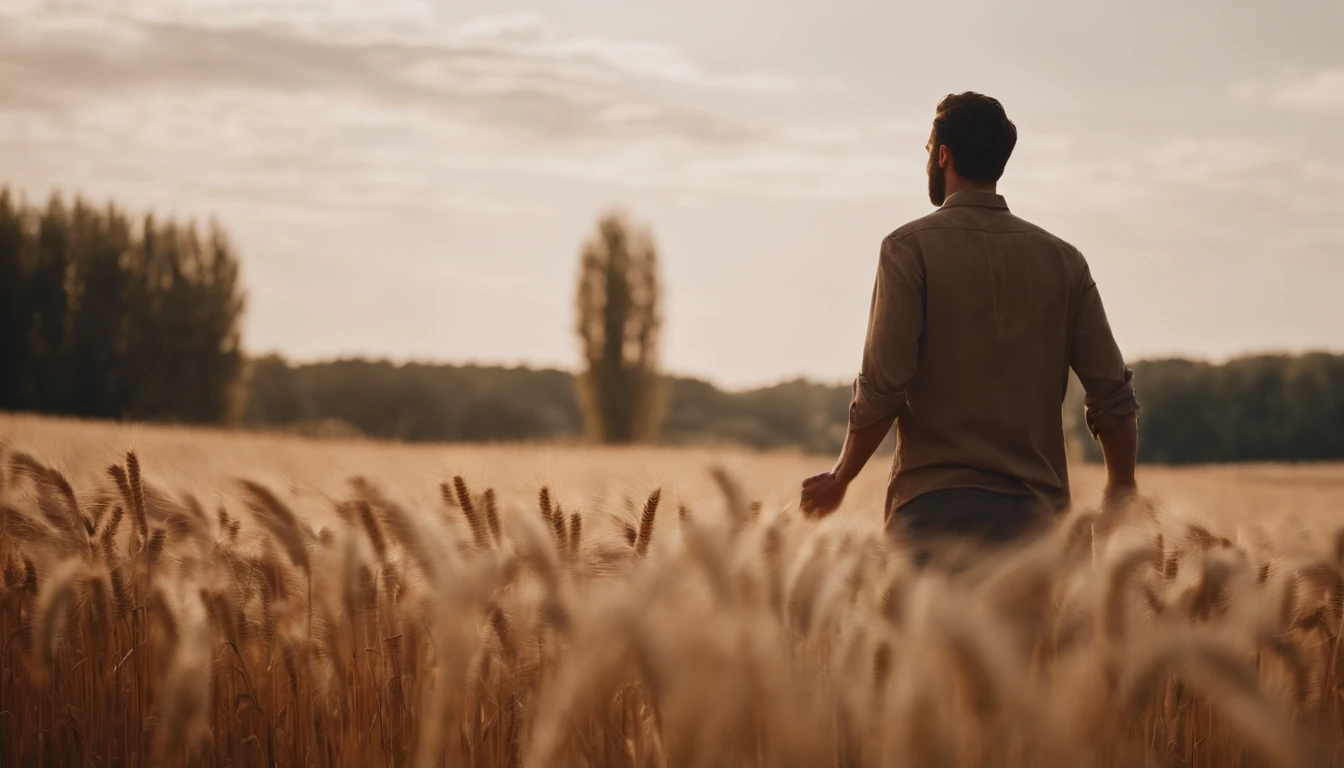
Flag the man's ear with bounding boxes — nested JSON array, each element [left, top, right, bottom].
[[938, 144, 952, 170]]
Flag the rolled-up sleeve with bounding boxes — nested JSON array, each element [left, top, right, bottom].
[[849, 236, 924, 430], [1071, 263, 1138, 437]]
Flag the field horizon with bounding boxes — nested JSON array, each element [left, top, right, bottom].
[[5, 410, 1343, 519]]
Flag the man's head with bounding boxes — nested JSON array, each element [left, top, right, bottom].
[[926, 92, 1017, 206]]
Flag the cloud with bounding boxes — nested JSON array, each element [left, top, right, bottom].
[[3, 0, 1342, 230], [0, 13, 767, 146], [0, 2, 919, 213], [1232, 68, 1344, 112]]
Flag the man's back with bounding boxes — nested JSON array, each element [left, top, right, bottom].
[[852, 190, 1135, 513], [800, 92, 1138, 551]]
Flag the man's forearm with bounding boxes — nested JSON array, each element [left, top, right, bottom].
[[1096, 412, 1138, 490], [834, 415, 898, 483]]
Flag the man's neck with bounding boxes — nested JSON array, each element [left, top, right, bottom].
[[944, 180, 997, 199]]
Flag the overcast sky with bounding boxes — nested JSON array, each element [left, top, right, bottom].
[[3, 0, 1342, 387]]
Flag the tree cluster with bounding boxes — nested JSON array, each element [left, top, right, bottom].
[[1125, 355, 1344, 464], [0, 188, 245, 422]]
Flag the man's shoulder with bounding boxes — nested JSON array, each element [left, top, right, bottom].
[[884, 207, 1084, 258], [996, 212, 1084, 255], [884, 208, 953, 245]]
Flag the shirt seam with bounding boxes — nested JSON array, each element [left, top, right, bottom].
[[890, 226, 1067, 242]]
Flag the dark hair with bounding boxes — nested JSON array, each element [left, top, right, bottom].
[[931, 92, 1017, 183]]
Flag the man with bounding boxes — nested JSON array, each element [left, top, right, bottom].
[[799, 92, 1139, 562]]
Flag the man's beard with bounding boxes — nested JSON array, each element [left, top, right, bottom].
[[927, 147, 946, 206]]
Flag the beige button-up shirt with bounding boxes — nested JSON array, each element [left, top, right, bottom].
[[850, 190, 1137, 513]]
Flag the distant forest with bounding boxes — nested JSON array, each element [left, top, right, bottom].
[[240, 353, 1344, 465], [241, 356, 853, 455]]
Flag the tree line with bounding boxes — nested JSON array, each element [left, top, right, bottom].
[[2, 187, 1342, 464], [1072, 355, 1344, 464], [235, 353, 1344, 465], [0, 188, 244, 422], [238, 356, 852, 454]]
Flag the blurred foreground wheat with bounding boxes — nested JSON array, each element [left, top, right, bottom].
[[1, 443, 1343, 767]]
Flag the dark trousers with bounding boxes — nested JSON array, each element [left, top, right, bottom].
[[886, 488, 1052, 569]]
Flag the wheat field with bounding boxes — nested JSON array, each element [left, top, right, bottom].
[[3, 412, 1344, 767]]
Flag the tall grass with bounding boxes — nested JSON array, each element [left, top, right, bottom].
[[1, 444, 1342, 766]]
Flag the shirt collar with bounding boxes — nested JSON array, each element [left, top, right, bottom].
[[941, 190, 1009, 210]]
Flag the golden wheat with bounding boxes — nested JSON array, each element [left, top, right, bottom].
[[1, 416, 1344, 766]]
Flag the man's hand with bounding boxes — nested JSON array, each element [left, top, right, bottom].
[[800, 470, 849, 518], [800, 412, 894, 520]]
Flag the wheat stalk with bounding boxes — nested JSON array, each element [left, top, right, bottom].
[[635, 489, 660, 557]]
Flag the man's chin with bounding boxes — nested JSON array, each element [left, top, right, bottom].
[[927, 181, 945, 207]]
